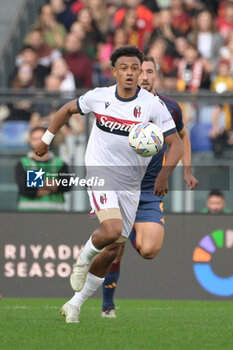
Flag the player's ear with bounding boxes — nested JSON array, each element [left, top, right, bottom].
[[112, 66, 117, 78]]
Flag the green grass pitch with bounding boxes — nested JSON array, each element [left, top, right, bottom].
[[0, 298, 232, 350]]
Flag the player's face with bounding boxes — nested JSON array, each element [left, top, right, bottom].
[[30, 130, 45, 149], [112, 56, 141, 93], [207, 196, 225, 214], [138, 61, 157, 93]]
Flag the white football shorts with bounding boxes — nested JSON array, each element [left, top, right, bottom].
[[88, 189, 140, 238]]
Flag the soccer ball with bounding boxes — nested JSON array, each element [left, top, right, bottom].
[[129, 122, 164, 157]]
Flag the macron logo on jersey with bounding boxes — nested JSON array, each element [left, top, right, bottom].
[[94, 112, 141, 136]]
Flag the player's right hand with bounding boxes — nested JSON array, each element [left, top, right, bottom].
[[34, 140, 49, 157]]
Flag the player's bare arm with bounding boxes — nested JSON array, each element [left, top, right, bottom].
[[34, 100, 79, 157], [179, 127, 199, 190], [154, 132, 183, 197]]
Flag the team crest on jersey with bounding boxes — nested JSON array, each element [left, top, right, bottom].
[[100, 193, 107, 204], [133, 106, 141, 118]]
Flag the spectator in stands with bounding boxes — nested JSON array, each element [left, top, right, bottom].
[[51, 57, 76, 91], [217, 0, 233, 39], [114, 0, 154, 33], [163, 70, 178, 91], [150, 8, 182, 57], [209, 59, 233, 154], [201, 189, 231, 213], [15, 126, 71, 211], [211, 59, 233, 93], [12, 63, 36, 89], [120, 8, 149, 50], [23, 29, 61, 68], [171, 0, 192, 35], [70, 21, 86, 41], [69, 0, 85, 15], [76, 7, 104, 59], [63, 32, 93, 88], [30, 74, 83, 141], [15, 45, 49, 87], [199, 0, 221, 15], [97, 28, 127, 85], [142, 0, 160, 13], [35, 4, 67, 49], [9, 63, 36, 123], [177, 43, 205, 91], [50, 0, 76, 31], [86, 0, 111, 35], [148, 37, 175, 76], [220, 31, 233, 74], [174, 35, 189, 59], [30, 74, 62, 129], [146, 0, 171, 11], [184, 0, 205, 15], [188, 10, 223, 73]]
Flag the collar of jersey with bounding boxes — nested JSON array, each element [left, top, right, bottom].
[[115, 86, 141, 102]]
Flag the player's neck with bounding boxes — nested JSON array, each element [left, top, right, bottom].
[[116, 85, 139, 100]]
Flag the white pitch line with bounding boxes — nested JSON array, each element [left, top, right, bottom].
[[0, 306, 59, 310], [0, 306, 173, 311]]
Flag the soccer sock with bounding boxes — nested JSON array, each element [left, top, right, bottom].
[[80, 236, 103, 264], [69, 272, 104, 309], [102, 261, 120, 310]]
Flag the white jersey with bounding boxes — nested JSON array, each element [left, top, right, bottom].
[[77, 85, 176, 190]]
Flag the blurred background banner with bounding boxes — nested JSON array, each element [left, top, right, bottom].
[[0, 212, 232, 300]]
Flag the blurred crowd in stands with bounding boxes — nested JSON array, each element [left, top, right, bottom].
[[1, 0, 233, 155]]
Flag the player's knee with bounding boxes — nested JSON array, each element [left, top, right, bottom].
[[104, 222, 123, 243], [103, 243, 121, 261], [140, 242, 163, 259]]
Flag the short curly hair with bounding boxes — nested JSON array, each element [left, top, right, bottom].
[[110, 45, 144, 67]]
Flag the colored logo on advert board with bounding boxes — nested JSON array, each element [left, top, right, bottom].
[[193, 229, 233, 297]]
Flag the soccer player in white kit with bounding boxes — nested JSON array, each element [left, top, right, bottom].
[[35, 46, 183, 323]]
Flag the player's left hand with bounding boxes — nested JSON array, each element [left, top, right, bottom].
[[154, 176, 168, 197], [184, 173, 199, 190], [34, 140, 49, 157]]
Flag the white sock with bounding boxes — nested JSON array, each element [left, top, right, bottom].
[[80, 236, 103, 264], [68, 272, 104, 309]]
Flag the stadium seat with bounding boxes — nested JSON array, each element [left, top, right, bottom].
[[190, 123, 212, 152], [0, 121, 29, 147]]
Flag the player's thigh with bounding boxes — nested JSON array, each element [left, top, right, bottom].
[[88, 189, 123, 240], [134, 221, 164, 253], [118, 190, 140, 239]]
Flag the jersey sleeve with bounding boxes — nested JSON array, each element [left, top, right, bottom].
[[174, 103, 184, 133], [76, 89, 95, 115], [150, 96, 177, 137]]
